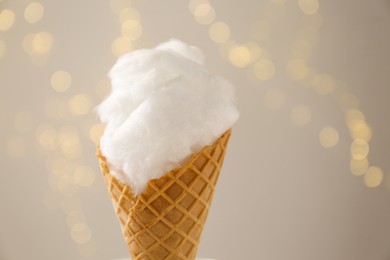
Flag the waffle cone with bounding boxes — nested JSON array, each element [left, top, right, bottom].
[[97, 130, 232, 260]]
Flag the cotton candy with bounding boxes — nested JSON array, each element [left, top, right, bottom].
[[97, 39, 239, 194]]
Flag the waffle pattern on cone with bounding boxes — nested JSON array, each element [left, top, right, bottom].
[[97, 130, 231, 260]]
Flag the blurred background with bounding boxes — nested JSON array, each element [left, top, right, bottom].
[[1, 0, 390, 259]]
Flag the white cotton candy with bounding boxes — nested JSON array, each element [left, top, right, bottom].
[[97, 39, 239, 195]]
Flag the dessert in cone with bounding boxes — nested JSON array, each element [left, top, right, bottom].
[[97, 130, 232, 260]]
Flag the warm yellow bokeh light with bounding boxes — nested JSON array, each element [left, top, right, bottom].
[[0, 40, 5, 59], [364, 166, 383, 188], [287, 58, 309, 80], [14, 111, 33, 133], [193, 4, 215, 25], [67, 94, 92, 116], [351, 138, 369, 160], [24, 2, 44, 24], [119, 7, 140, 23], [290, 104, 312, 126], [346, 108, 365, 128], [263, 88, 286, 110], [189, 0, 210, 13], [71, 223, 92, 244], [121, 20, 142, 41], [89, 123, 104, 143], [350, 121, 372, 142], [298, 0, 319, 15], [350, 158, 369, 176], [111, 36, 133, 57], [32, 32, 53, 54], [312, 74, 335, 95], [228, 45, 251, 68], [36, 124, 57, 150], [254, 59, 275, 80], [209, 22, 231, 43], [51, 70, 72, 92], [58, 126, 82, 158], [0, 9, 15, 31], [245, 42, 262, 62], [319, 127, 339, 148], [6, 137, 26, 158], [73, 165, 96, 187]]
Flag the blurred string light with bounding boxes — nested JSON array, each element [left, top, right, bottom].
[[289, 0, 387, 188], [189, 0, 388, 189], [111, 0, 142, 57], [189, 0, 286, 111]]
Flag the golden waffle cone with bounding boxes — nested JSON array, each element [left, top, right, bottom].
[[97, 130, 232, 260]]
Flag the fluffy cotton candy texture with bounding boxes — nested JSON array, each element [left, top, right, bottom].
[[97, 39, 239, 195]]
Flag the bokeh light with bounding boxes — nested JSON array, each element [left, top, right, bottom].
[[298, 0, 320, 16], [351, 138, 369, 160], [209, 22, 231, 43], [111, 36, 133, 57], [71, 223, 92, 244], [32, 32, 53, 54], [66, 210, 87, 228], [58, 126, 82, 158], [67, 94, 92, 116], [0, 9, 15, 31], [121, 19, 142, 41], [24, 2, 44, 24], [228, 44, 251, 68], [287, 58, 309, 80], [119, 7, 140, 23], [73, 165, 96, 187], [193, 4, 216, 25], [51, 70, 72, 92], [36, 124, 58, 151], [319, 127, 339, 148], [89, 123, 104, 143], [350, 158, 369, 176], [312, 73, 335, 95], [364, 166, 383, 188], [254, 59, 276, 80], [189, 0, 210, 13]]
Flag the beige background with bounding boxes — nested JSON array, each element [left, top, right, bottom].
[[1, 0, 390, 259]]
